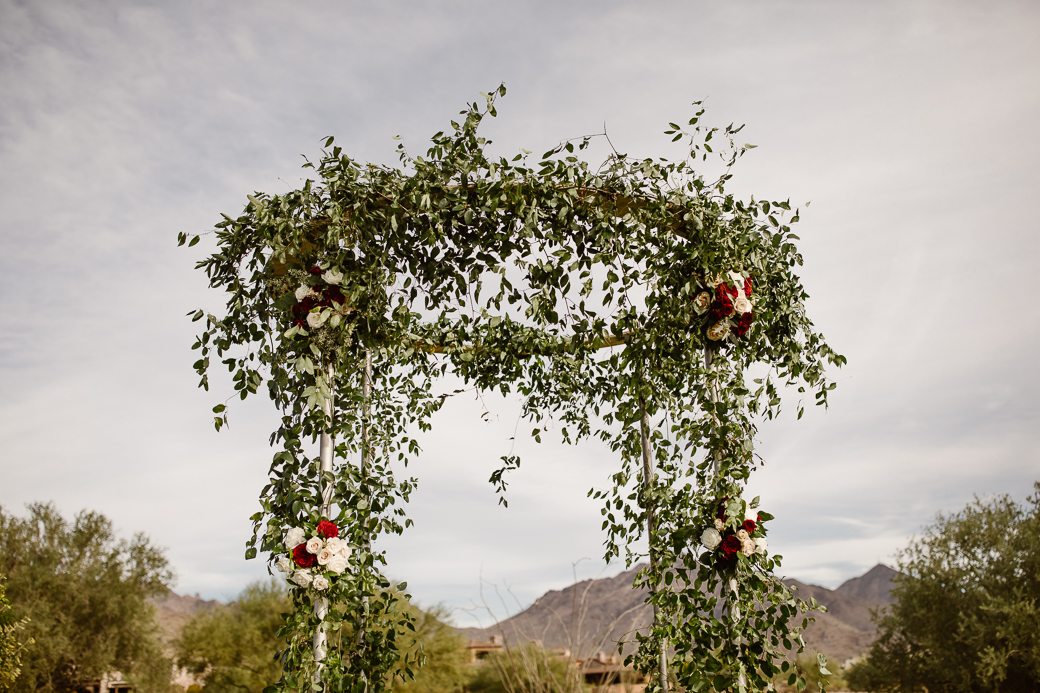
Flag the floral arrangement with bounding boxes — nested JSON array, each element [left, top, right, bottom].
[[289, 266, 349, 332], [698, 495, 772, 570], [275, 520, 349, 592], [692, 270, 754, 342]]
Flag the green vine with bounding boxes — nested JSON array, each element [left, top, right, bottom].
[[184, 85, 844, 693]]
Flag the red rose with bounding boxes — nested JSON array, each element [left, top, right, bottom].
[[325, 286, 345, 305], [317, 520, 339, 539], [744, 277, 753, 296], [709, 285, 735, 322], [308, 266, 322, 275], [292, 543, 316, 568], [720, 534, 742, 556], [742, 519, 757, 534], [733, 311, 754, 337]]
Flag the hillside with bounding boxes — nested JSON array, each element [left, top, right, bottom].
[[463, 564, 900, 665], [151, 589, 222, 645]]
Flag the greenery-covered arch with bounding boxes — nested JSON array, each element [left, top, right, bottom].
[[184, 85, 843, 693]]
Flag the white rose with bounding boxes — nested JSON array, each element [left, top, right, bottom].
[[692, 291, 712, 315], [292, 570, 313, 588], [312, 575, 330, 591], [306, 311, 326, 329], [285, 527, 306, 549], [714, 518, 725, 531], [754, 537, 768, 555], [306, 537, 323, 555], [728, 270, 744, 285], [321, 269, 344, 286], [325, 537, 345, 554], [700, 527, 722, 550], [317, 548, 334, 566], [733, 295, 753, 315], [326, 555, 349, 574], [745, 508, 758, 523], [295, 284, 315, 301], [707, 320, 730, 341], [275, 556, 292, 573]]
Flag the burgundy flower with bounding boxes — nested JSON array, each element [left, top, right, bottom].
[[744, 277, 753, 297], [733, 311, 754, 337], [326, 286, 345, 305], [720, 534, 742, 556], [308, 266, 322, 275], [742, 519, 757, 534], [317, 520, 339, 539], [292, 543, 316, 568], [709, 286, 735, 322]]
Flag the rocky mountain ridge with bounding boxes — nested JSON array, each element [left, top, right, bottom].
[[462, 564, 899, 664]]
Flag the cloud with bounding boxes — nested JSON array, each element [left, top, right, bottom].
[[1, 0, 1037, 623]]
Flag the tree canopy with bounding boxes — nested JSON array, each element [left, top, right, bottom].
[[0, 503, 174, 693], [847, 483, 1040, 692]]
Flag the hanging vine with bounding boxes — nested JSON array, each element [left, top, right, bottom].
[[183, 85, 844, 693]]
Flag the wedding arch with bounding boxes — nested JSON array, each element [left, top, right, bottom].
[[183, 86, 844, 693]]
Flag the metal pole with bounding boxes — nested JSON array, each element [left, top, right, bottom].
[[314, 364, 335, 680], [638, 391, 669, 693], [703, 345, 745, 689], [358, 348, 373, 691]]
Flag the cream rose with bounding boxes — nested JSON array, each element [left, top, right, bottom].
[[745, 508, 758, 523], [292, 570, 313, 588], [714, 518, 725, 531], [692, 291, 712, 315], [700, 527, 722, 550], [285, 527, 306, 549], [295, 284, 316, 301], [325, 537, 345, 554], [326, 555, 349, 574], [736, 529, 755, 556], [312, 575, 330, 591], [321, 269, 344, 286], [306, 311, 327, 330], [733, 294, 753, 315], [306, 537, 323, 554], [707, 320, 730, 341], [275, 556, 292, 573], [317, 548, 334, 566], [754, 537, 768, 555]]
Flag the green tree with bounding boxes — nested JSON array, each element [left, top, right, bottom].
[[392, 604, 466, 693], [1, 576, 33, 690], [847, 484, 1040, 692], [0, 503, 174, 693], [174, 581, 466, 693], [174, 581, 290, 693]]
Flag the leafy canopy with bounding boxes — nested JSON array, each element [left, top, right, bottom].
[[0, 503, 174, 693], [847, 484, 1040, 692]]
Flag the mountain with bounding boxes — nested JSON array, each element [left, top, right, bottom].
[[463, 564, 900, 665], [151, 589, 222, 645]]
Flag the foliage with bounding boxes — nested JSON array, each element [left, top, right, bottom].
[[391, 605, 466, 693], [185, 86, 843, 692], [465, 643, 583, 693], [0, 503, 174, 693], [175, 580, 291, 693], [848, 484, 1040, 692], [773, 653, 843, 693], [0, 576, 33, 690]]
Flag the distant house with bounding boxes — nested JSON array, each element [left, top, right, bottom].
[[77, 674, 133, 693], [465, 634, 505, 664]]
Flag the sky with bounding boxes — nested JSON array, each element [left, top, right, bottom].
[[1, 0, 1038, 627]]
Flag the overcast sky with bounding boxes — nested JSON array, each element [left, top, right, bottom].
[[1, 0, 1038, 627]]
